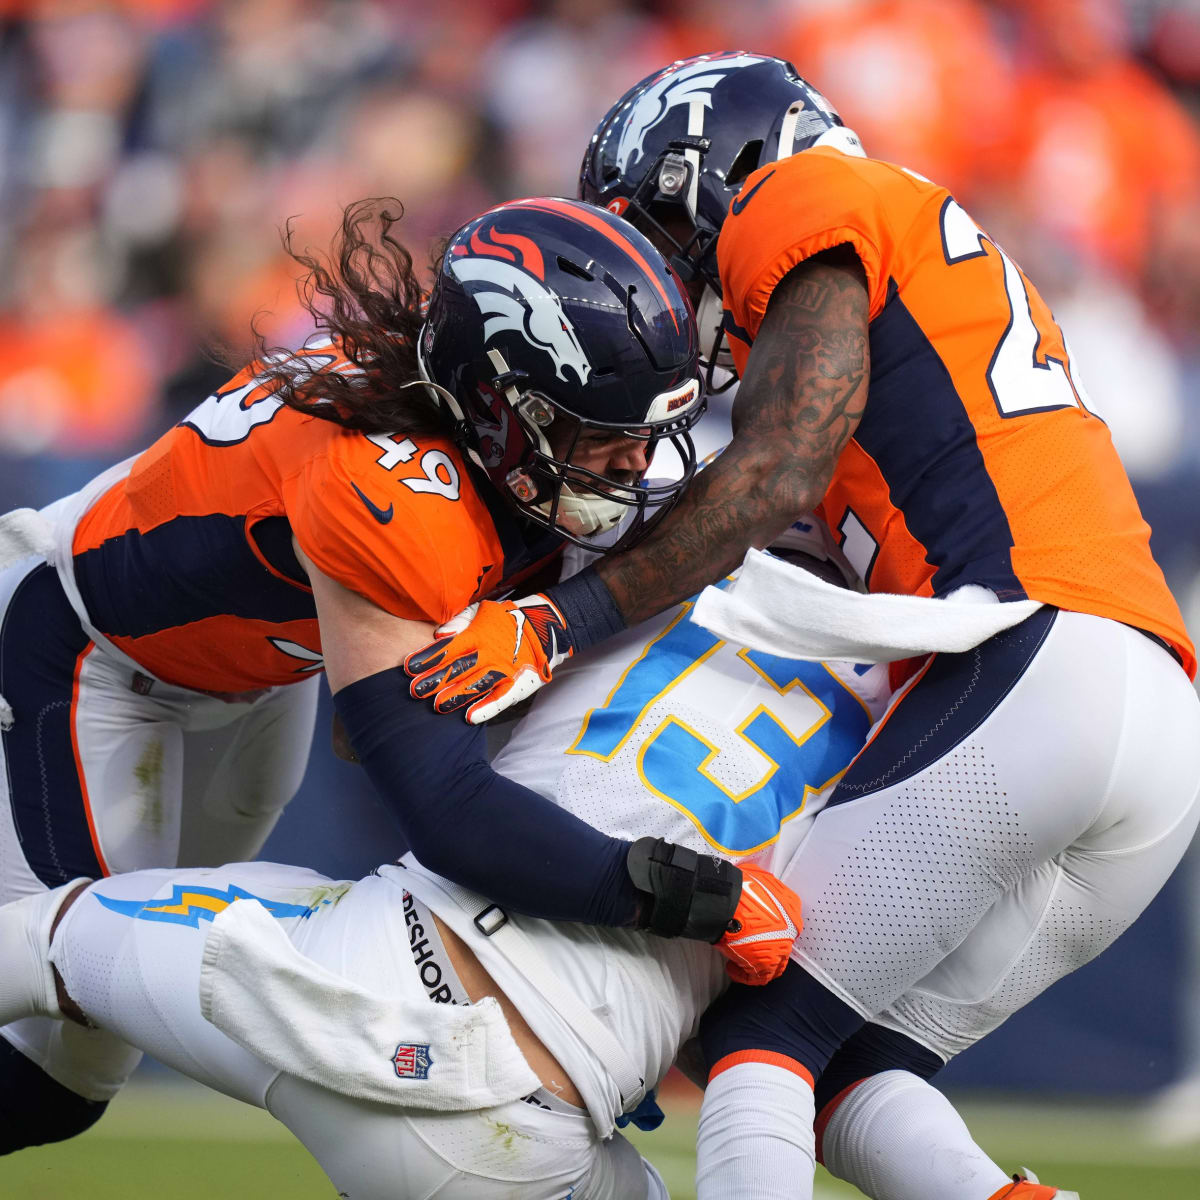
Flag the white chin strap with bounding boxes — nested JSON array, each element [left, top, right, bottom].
[[696, 287, 734, 376], [550, 487, 627, 538]]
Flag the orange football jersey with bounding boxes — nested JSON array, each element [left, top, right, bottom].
[[72, 342, 560, 693], [718, 148, 1195, 678]]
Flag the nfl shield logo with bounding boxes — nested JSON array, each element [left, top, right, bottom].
[[392, 1042, 433, 1080]]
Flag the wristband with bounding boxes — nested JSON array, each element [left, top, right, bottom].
[[626, 837, 742, 943], [545, 567, 627, 655]]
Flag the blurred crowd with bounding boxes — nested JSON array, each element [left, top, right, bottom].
[[0, 0, 1198, 631], [4, 0, 1200, 1106], [2, 0, 1200, 571]]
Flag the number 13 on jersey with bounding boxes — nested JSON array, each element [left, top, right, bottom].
[[567, 603, 875, 856]]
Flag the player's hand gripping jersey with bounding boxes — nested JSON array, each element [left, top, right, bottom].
[[71, 339, 560, 694], [718, 147, 1194, 675]]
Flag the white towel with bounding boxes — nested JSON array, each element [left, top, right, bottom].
[[0, 508, 56, 572], [199, 898, 539, 1111], [693, 548, 1043, 663]]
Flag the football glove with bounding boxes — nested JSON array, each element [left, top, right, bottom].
[[404, 594, 574, 723], [718, 865, 804, 986]]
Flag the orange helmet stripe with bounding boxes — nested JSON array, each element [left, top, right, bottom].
[[511, 197, 681, 332]]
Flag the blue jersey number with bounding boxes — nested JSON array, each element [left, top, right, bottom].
[[568, 605, 871, 854]]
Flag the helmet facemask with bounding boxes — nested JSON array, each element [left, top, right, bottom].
[[490, 356, 703, 552]]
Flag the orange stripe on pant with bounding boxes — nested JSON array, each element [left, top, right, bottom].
[[69, 643, 110, 878]]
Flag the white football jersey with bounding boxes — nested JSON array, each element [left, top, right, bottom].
[[482, 574, 890, 1107], [465, 395, 890, 1108], [494, 604, 890, 872], [500, 388, 886, 871]]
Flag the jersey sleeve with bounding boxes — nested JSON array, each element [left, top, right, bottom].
[[717, 149, 897, 354], [284, 430, 504, 624]]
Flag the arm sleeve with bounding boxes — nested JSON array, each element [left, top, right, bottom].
[[333, 666, 641, 926]]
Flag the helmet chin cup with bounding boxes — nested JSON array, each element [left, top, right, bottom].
[[695, 287, 728, 362], [810, 124, 866, 158], [554, 486, 627, 538], [695, 287, 736, 394]]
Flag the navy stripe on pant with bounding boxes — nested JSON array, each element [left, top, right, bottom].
[[0, 563, 105, 885], [828, 605, 1058, 809]]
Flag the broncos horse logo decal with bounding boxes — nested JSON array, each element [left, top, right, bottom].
[[450, 226, 591, 386], [614, 52, 767, 174]]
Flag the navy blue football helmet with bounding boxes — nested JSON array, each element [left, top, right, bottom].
[[579, 52, 863, 388], [420, 197, 703, 550]]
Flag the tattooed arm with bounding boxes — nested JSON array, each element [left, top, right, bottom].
[[595, 245, 869, 625], [401, 246, 870, 722]]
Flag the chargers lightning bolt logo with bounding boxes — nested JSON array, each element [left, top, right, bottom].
[[94, 884, 323, 928]]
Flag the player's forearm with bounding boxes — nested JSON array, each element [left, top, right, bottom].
[[334, 667, 641, 926], [593, 436, 807, 625]]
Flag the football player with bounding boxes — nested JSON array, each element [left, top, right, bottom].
[[0, 195, 802, 1154], [0, 508, 885, 1199], [404, 54, 1200, 1200]]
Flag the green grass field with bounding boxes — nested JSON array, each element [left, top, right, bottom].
[[6, 1075, 1200, 1199]]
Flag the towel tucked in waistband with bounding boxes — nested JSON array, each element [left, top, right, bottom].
[[198, 897, 539, 1111], [693, 548, 1043, 663]]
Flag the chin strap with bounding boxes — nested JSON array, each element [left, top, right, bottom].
[[412, 341, 491, 476]]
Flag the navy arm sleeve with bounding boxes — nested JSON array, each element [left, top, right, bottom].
[[545, 566, 628, 654], [334, 666, 641, 926]]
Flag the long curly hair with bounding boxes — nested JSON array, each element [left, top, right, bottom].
[[252, 198, 447, 436]]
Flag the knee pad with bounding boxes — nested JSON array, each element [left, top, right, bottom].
[[0, 1038, 108, 1154], [814, 1022, 943, 1114]]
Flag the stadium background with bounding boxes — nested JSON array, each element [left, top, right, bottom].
[[4, 0, 1200, 1194]]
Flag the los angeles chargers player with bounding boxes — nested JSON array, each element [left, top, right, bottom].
[[0, 493, 879, 1198], [0, 195, 802, 1154], [404, 54, 1200, 1200]]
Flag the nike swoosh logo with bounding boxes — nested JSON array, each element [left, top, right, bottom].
[[730, 169, 775, 216], [733, 879, 797, 941], [352, 483, 394, 524]]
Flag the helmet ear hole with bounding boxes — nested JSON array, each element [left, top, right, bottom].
[[725, 139, 764, 189]]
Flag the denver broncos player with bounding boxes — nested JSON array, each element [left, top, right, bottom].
[[405, 54, 1200, 1200], [0, 194, 803, 1155]]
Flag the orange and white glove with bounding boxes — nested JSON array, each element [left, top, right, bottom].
[[718, 865, 804, 986], [404, 594, 574, 723]]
